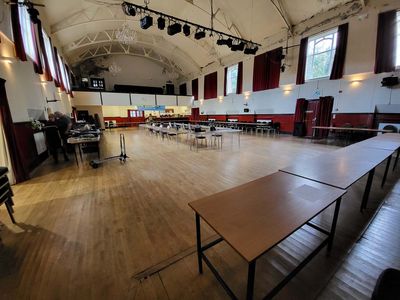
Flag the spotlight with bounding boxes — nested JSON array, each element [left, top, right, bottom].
[[183, 24, 191, 36], [244, 45, 259, 55], [217, 37, 233, 47], [194, 29, 206, 40], [126, 6, 136, 16], [140, 15, 153, 30], [231, 41, 245, 51], [167, 23, 182, 36], [157, 16, 165, 30], [27, 8, 40, 24]]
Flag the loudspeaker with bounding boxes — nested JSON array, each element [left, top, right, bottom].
[[381, 76, 399, 87], [293, 122, 305, 136]]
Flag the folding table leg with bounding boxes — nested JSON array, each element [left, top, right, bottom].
[[328, 197, 341, 252], [195, 213, 203, 274], [393, 148, 400, 172], [246, 261, 256, 300], [381, 155, 392, 188], [361, 168, 375, 212]]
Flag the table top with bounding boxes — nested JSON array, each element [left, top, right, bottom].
[[67, 136, 100, 144], [374, 133, 400, 141], [312, 126, 392, 133], [189, 172, 345, 262], [349, 136, 400, 151], [280, 146, 393, 189]]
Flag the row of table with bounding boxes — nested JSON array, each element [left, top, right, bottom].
[[189, 133, 400, 299]]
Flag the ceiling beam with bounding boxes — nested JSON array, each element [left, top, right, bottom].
[[270, 0, 293, 35]]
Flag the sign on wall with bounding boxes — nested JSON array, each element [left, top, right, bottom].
[[137, 105, 166, 111]]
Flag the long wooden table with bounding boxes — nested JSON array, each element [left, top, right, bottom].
[[189, 172, 346, 300], [280, 146, 393, 211]]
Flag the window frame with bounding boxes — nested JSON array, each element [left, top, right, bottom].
[[42, 29, 58, 81], [395, 10, 400, 69], [305, 28, 338, 82], [226, 63, 239, 95], [18, 5, 38, 63]]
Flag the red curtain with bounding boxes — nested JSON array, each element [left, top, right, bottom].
[[37, 20, 52, 81], [266, 47, 282, 89], [0, 79, 29, 183], [330, 23, 348, 80], [294, 98, 308, 123], [204, 72, 217, 100], [237, 61, 243, 94], [374, 10, 397, 74], [253, 52, 267, 92], [296, 37, 308, 85], [315, 96, 334, 138], [192, 78, 198, 100], [10, 5, 27, 61], [224, 67, 228, 96]]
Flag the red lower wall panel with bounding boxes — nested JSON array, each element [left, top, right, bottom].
[[255, 114, 295, 133], [331, 113, 374, 128]]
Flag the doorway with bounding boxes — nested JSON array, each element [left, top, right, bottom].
[[304, 100, 319, 137]]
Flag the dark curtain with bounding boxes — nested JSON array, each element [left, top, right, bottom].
[[179, 83, 187, 95], [266, 47, 282, 89], [330, 23, 348, 80], [204, 72, 217, 100], [315, 96, 334, 138], [37, 20, 52, 81], [53, 47, 64, 90], [10, 5, 27, 61], [192, 78, 198, 100], [237, 61, 243, 94], [375, 10, 397, 74], [253, 52, 267, 92], [32, 22, 43, 75], [296, 37, 308, 85], [0, 79, 29, 183], [293, 98, 308, 123], [224, 67, 228, 96]]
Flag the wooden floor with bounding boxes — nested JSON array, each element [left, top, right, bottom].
[[0, 128, 398, 299]]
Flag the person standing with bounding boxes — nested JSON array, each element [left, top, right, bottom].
[[54, 111, 72, 161], [44, 114, 68, 163]]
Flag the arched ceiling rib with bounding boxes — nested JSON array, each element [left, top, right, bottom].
[[37, 0, 357, 76]]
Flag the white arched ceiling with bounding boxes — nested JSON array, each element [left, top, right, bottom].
[[37, 0, 356, 77]]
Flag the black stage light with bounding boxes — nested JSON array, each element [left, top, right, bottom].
[[244, 45, 259, 55], [183, 24, 191, 36], [140, 15, 153, 30], [231, 41, 245, 51], [126, 6, 136, 16], [217, 37, 233, 47], [168, 23, 182, 35], [194, 30, 206, 40], [158, 16, 165, 30]]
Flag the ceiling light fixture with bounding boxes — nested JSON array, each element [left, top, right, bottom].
[[140, 15, 153, 30], [183, 24, 191, 36], [167, 22, 182, 36], [121, 1, 261, 54]]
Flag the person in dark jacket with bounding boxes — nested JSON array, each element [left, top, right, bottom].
[[45, 114, 68, 163]]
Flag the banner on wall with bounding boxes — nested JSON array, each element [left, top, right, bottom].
[[137, 105, 166, 111]]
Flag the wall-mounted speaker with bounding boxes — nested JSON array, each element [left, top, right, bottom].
[[381, 76, 399, 87]]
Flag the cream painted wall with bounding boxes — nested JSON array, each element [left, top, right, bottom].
[[185, 4, 400, 116], [98, 55, 174, 91], [76, 105, 105, 129]]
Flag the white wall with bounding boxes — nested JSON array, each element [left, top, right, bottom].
[[184, 4, 400, 116], [99, 55, 173, 91]]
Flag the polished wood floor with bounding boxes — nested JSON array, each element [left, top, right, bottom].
[[0, 128, 398, 299]]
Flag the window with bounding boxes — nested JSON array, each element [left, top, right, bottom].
[[396, 11, 400, 68], [42, 30, 57, 80], [305, 28, 338, 81], [18, 6, 37, 61], [90, 78, 105, 90], [226, 64, 239, 94], [58, 54, 71, 92]]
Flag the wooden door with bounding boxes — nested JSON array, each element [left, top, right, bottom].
[[304, 100, 319, 137], [191, 108, 200, 120]]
